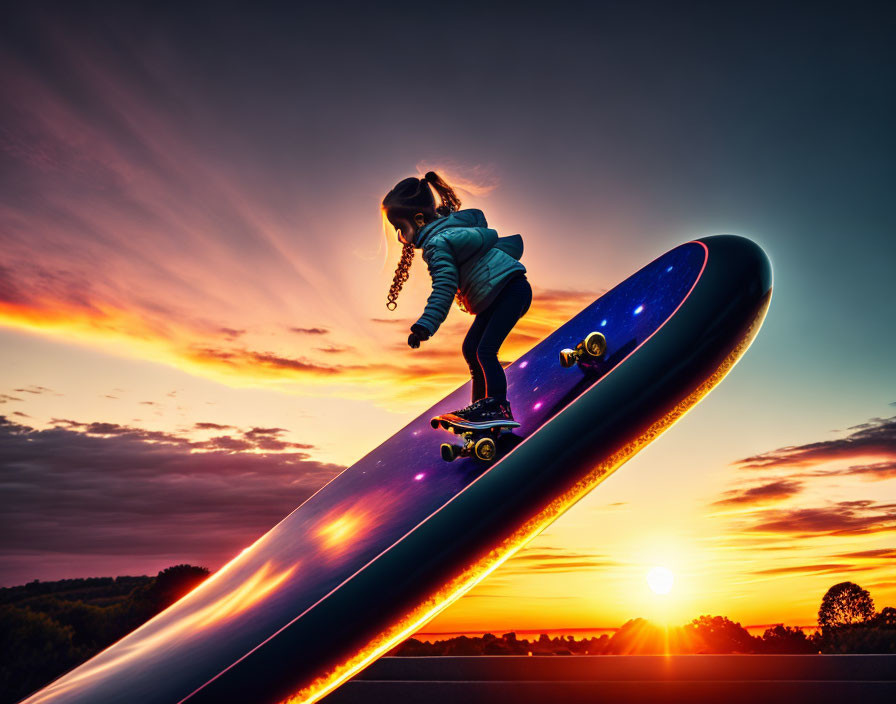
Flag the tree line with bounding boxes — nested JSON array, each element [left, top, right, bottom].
[[1, 573, 893, 704], [392, 582, 895, 657], [0, 565, 209, 704]]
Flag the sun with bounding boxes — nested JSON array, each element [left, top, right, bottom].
[[646, 566, 674, 595]]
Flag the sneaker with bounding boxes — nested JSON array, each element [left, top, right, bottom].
[[446, 398, 486, 421], [465, 397, 515, 424]]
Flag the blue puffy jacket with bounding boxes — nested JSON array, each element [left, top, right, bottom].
[[412, 209, 526, 337]]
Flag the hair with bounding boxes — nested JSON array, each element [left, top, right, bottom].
[[386, 243, 415, 311], [383, 171, 462, 310]]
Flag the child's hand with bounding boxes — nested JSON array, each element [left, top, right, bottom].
[[407, 325, 430, 349]]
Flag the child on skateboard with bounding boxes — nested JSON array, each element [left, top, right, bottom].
[[382, 171, 532, 425]]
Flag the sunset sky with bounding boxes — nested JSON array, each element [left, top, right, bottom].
[[1, 1, 894, 632]]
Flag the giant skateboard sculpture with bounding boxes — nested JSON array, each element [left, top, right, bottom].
[[24, 235, 772, 704]]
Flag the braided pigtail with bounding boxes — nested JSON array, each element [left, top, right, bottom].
[[423, 171, 462, 216], [386, 242, 415, 310]]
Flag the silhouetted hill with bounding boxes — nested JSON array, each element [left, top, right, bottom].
[[0, 565, 209, 704]]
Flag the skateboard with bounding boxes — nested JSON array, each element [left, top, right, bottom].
[[429, 415, 520, 462]]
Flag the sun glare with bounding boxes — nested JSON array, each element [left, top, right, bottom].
[[646, 566, 674, 595]]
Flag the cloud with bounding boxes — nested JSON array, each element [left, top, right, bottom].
[[708, 408, 896, 573], [712, 479, 803, 507], [0, 415, 342, 584], [42, 418, 315, 453], [218, 327, 246, 340], [0, 394, 24, 403], [500, 547, 618, 575], [531, 288, 601, 304], [833, 548, 896, 559], [315, 345, 355, 354], [867, 581, 896, 591], [744, 500, 896, 537], [711, 411, 896, 549], [734, 415, 896, 470], [815, 460, 896, 481], [3, 242, 599, 406], [12, 385, 54, 395], [753, 563, 873, 576], [185, 346, 340, 375]]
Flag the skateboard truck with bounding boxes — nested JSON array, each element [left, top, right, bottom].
[[441, 432, 497, 462], [431, 415, 519, 463], [560, 331, 607, 368]]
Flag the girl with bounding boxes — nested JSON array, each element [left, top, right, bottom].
[[383, 171, 532, 424]]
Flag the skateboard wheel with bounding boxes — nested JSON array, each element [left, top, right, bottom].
[[440, 443, 458, 462], [473, 437, 497, 462], [583, 331, 607, 358], [559, 348, 576, 367]]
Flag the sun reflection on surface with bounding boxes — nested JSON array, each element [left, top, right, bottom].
[[318, 513, 364, 549], [313, 490, 400, 558]]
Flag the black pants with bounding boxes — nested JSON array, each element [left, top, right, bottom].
[[462, 275, 533, 403]]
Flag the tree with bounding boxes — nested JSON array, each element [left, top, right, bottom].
[[818, 582, 875, 629], [875, 606, 896, 628], [759, 624, 815, 654], [685, 615, 757, 653], [150, 565, 209, 606]]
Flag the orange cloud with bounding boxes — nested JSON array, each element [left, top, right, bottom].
[[1, 284, 600, 406], [712, 479, 803, 507], [734, 415, 896, 470], [753, 563, 874, 576], [496, 547, 619, 576], [741, 500, 896, 537]]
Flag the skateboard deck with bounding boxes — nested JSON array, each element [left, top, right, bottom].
[[429, 414, 521, 462], [430, 415, 521, 431], [25, 236, 772, 704]]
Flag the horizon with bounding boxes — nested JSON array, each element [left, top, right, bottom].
[[2, 565, 875, 638]]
